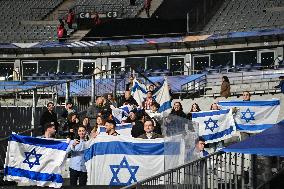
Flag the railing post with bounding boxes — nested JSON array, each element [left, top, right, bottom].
[[91, 74, 96, 105], [65, 81, 70, 104], [31, 88, 37, 136]]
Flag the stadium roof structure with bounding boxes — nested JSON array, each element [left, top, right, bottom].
[[0, 80, 67, 95], [0, 28, 283, 59]]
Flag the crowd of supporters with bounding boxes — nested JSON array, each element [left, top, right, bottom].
[[38, 77, 255, 185]]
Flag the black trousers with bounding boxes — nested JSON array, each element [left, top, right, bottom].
[[69, 168, 87, 186]]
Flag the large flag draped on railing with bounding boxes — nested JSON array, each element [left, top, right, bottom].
[[131, 78, 172, 114], [192, 109, 236, 143], [218, 99, 280, 133], [84, 135, 184, 186], [4, 134, 68, 188]]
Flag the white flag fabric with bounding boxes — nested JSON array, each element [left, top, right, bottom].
[[155, 78, 172, 114], [112, 105, 133, 124], [192, 109, 236, 143], [218, 99, 280, 133], [131, 78, 147, 106], [4, 134, 68, 188], [98, 123, 132, 136], [131, 78, 172, 114], [84, 135, 183, 186]]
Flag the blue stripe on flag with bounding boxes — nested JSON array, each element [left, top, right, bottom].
[[9, 134, 68, 151], [131, 82, 147, 94], [218, 100, 280, 107], [4, 166, 63, 183], [158, 101, 171, 113], [201, 126, 234, 141], [84, 141, 165, 161], [192, 109, 230, 118], [236, 124, 274, 131], [100, 124, 132, 132]]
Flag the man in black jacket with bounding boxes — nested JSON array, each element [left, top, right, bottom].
[[40, 102, 59, 134], [138, 119, 163, 139]]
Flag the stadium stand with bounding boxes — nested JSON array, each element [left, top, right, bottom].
[[203, 0, 284, 34], [0, 0, 75, 43], [74, 0, 145, 18]]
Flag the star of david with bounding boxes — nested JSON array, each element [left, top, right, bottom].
[[241, 108, 255, 123], [109, 156, 139, 186], [23, 148, 42, 169], [204, 117, 219, 132]]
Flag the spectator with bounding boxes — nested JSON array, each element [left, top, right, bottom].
[[274, 76, 284, 93], [61, 102, 76, 119], [57, 19, 67, 42], [220, 76, 231, 98], [87, 96, 111, 119], [138, 119, 163, 139], [146, 102, 162, 125], [187, 103, 201, 120], [82, 116, 92, 137], [93, 12, 101, 26], [95, 115, 106, 133], [187, 137, 209, 161], [66, 126, 88, 186], [125, 75, 134, 91], [40, 102, 59, 134], [105, 119, 119, 136], [62, 112, 80, 139], [242, 91, 251, 101], [142, 91, 156, 110], [105, 93, 117, 108], [66, 9, 75, 29], [131, 110, 146, 138], [41, 122, 57, 138], [210, 103, 220, 110], [125, 109, 137, 124], [170, 102, 187, 119], [121, 90, 138, 107], [148, 84, 155, 92], [144, 0, 152, 18]]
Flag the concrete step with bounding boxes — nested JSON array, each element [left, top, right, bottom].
[[69, 29, 91, 41], [45, 0, 75, 21]]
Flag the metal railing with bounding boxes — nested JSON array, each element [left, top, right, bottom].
[[123, 151, 253, 189]]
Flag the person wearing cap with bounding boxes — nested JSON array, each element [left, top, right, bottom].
[[42, 122, 57, 138], [138, 119, 163, 139], [105, 119, 119, 136]]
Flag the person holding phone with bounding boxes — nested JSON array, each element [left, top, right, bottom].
[[66, 126, 88, 186]]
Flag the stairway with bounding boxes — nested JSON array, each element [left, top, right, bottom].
[[69, 29, 91, 41], [138, 0, 164, 18], [45, 0, 75, 21]]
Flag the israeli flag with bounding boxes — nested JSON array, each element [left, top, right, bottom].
[[131, 78, 147, 106], [84, 135, 182, 186], [192, 109, 236, 143], [4, 134, 68, 188], [218, 99, 280, 133], [112, 105, 133, 124], [98, 123, 133, 136], [131, 78, 172, 114]]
